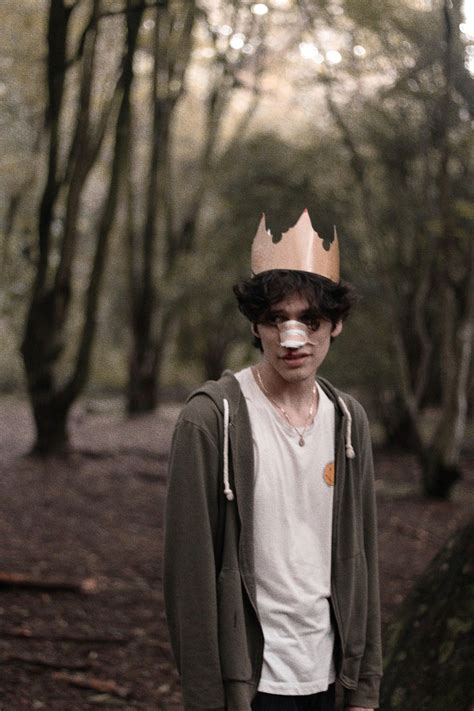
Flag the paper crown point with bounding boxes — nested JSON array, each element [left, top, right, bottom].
[[251, 209, 340, 282]]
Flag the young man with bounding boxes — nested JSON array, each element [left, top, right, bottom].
[[164, 211, 382, 711]]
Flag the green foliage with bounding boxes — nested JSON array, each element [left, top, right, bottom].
[[172, 130, 394, 395]]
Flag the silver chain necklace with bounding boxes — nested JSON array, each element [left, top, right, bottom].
[[254, 367, 316, 447]]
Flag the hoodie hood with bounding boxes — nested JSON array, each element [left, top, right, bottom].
[[187, 369, 351, 420], [186, 369, 242, 418], [186, 369, 356, 502]]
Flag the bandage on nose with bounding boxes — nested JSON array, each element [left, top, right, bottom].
[[278, 320, 311, 349]]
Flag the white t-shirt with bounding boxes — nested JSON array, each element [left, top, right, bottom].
[[235, 367, 336, 695]]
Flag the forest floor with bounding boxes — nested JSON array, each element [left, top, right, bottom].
[[0, 395, 472, 711]]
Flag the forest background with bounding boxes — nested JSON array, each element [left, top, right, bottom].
[[0, 0, 473, 708], [1, 0, 473, 496]]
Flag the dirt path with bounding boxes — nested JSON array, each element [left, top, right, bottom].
[[0, 397, 472, 709]]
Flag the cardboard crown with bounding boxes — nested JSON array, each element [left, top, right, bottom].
[[251, 209, 340, 283]]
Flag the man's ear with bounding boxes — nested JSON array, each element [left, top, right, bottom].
[[331, 320, 343, 338], [251, 323, 260, 338]]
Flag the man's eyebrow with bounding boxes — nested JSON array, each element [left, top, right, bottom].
[[268, 308, 315, 317]]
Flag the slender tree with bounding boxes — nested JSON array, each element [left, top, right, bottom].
[[126, 0, 266, 412], [421, 0, 474, 496], [316, 0, 473, 497], [21, 0, 142, 453], [126, 0, 197, 413]]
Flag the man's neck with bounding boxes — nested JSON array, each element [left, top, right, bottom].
[[254, 359, 318, 413]]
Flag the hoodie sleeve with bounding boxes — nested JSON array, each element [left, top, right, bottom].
[[344, 404, 383, 709], [163, 408, 226, 711]]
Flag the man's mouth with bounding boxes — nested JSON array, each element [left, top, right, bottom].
[[282, 353, 309, 361]]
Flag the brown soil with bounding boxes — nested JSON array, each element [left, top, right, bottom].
[[0, 396, 472, 710]]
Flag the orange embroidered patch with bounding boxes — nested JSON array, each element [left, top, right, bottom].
[[324, 461, 335, 486]]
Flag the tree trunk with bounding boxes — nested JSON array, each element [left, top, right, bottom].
[[420, 454, 461, 499], [64, 0, 144, 407], [127, 307, 173, 414], [420, 313, 473, 498], [20, 0, 72, 451], [21, 1, 102, 454], [419, 0, 473, 499], [126, 1, 197, 414], [324, 4, 471, 500], [127, 375, 157, 414], [22, 1, 140, 453], [30, 394, 70, 455], [380, 520, 474, 710], [125, 3, 168, 415], [127, 346, 158, 414], [376, 392, 422, 452], [125, 1, 263, 409], [203, 341, 229, 382]]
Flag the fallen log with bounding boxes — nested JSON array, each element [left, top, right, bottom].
[[3, 629, 130, 644], [0, 572, 97, 594], [52, 671, 131, 699], [0, 654, 90, 671]]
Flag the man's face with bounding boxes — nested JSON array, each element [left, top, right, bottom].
[[253, 292, 342, 384]]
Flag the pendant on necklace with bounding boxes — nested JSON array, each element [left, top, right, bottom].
[[298, 436, 305, 447]]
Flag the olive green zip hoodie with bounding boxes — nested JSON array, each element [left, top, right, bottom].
[[163, 371, 382, 710]]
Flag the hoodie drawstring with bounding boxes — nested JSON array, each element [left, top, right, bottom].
[[337, 396, 356, 459], [222, 394, 354, 501], [223, 398, 235, 501]]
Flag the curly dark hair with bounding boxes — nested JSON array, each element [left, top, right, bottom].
[[233, 270, 356, 350]]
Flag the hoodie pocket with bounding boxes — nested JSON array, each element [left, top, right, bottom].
[[217, 568, 253, 681]]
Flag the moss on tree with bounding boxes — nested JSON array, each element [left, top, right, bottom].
[[380, 520, 474, 710]]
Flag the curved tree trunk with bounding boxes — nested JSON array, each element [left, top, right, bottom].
[[419, 0, 474, 498], [380, 520, 474, 710], [22, 0, 142, 454], [323, 0, 471, 501]]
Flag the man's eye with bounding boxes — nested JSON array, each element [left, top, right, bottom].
[[303, 317, 320, 330], [268, 314, 284, 324]]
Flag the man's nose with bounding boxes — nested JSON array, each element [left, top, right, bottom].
[[278, 320, 309, 348]]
